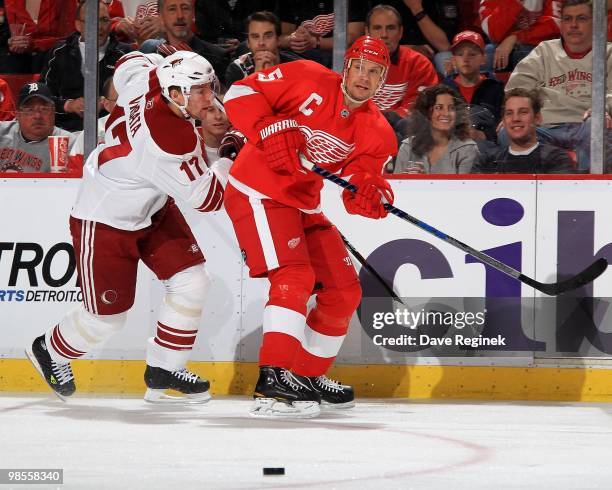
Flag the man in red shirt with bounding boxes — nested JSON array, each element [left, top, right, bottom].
[[4, 0, 77, 73], [366, 4, 438, 141], [223, 36, 397, 418]]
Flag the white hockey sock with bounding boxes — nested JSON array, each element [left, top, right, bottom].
[[146, 265, 210, 372], [45, 306, 127, 364]]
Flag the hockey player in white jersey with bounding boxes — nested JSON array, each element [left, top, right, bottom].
[[26, 50, 231, 404]]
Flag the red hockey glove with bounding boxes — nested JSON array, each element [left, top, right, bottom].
[[218, 128, 247, 161], [342, 173, 394, 219], [258, 118, 305, 175]]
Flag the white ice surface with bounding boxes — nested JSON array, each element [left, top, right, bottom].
[[1, 394, 612, 489]]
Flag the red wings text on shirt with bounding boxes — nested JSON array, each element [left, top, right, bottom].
[[373, 46, 438, 118]]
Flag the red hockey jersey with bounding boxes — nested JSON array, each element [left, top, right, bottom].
[[5, 0, 77, 52], [373, 46, 438, 118], [479, 0, 560, 46], [224, 60, 397, 211]]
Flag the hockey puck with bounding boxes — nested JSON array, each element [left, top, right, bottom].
[[263, 467, 285, 476]]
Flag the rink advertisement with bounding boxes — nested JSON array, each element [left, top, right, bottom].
[[323, 177, 612, 363], [2, 177, 612, 367]]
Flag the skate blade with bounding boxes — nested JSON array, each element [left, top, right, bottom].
[[321, 400, 355, 410], [249, 398, 320, 419], [144, 388, 211, 405], [25, 346, 68, 403]]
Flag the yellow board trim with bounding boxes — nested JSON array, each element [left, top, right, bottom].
[[3, 359, 612, 401]]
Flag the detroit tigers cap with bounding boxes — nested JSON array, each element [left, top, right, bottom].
[[450, 30, 485, 53], [18, 82, 54, 107]]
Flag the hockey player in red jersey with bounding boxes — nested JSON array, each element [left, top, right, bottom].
[[223, 36, 397, 418], [26, 50, 232, 404]]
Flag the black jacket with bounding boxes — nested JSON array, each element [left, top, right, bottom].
[[472, 143, 577, 174], [194, 0, 279, 43], [379, 0, 459, 46], [40, 32, 133, 131], [442, 73, 505, 142]]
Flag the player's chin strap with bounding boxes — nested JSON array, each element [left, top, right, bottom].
[[164, 89, 192, 119], [340, 84, 367, 106], [213, 95, 225, 114], [340, 78, 385, 106], [341, 59, 386, 106], [167, 87, 223, 120]]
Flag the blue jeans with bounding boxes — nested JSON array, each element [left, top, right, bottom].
[[536, 122, 591, 172]]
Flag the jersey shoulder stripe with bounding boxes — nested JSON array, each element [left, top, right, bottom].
[[143, 95, 198, 156]]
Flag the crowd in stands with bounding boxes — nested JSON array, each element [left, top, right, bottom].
[[0, 0, 609, 175]]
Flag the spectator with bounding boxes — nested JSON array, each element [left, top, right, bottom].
[[380, 0, 459, 73], [107, 0, 163, 45], [441, 30, 504, 149], [479, 0, 561, 72], [279, 0, 368, 68], [0, 82, 75, 173], [474, 88, 576, 173], [504, 0, 612, 171], [69, 78, 118, 166], [225, 11, 302, 88], [39, 1, 132, 132], [194, 0, 278, 53], [199, 99, 230, 164], [393, 85, 478, 174], [139, 0, 228, 86], [0, 77, 16, 120], [366, 4, 438, 143], [3, 0, 77, 73]]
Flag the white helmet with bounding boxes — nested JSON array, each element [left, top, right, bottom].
[[156, 51, 217, 119]]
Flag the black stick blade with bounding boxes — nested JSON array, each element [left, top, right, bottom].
[[520, 258, 608, 296]]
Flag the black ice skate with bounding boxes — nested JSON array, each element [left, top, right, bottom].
[[306, 375, 355, 409], [250, 366, 321, 418], [25, 335, 75, 401], [143, 365, 211, 404]]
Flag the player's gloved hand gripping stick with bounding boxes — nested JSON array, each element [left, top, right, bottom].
[[299, 154, 608, 296]]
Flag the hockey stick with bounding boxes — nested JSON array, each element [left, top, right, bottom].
[[339, 232, 407, 305], [300, 155, 608, 296]]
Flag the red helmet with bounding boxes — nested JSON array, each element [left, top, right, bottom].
[[343, 35, 391, 81]]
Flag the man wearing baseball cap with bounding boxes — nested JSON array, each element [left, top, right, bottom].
[[0, 82, 76, 173], [442, 30, 504, 151]]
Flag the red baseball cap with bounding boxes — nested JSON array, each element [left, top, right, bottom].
[[451, 30, 485, 52]]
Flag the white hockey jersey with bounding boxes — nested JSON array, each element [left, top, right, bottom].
[[71, 52, 230, 231]]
